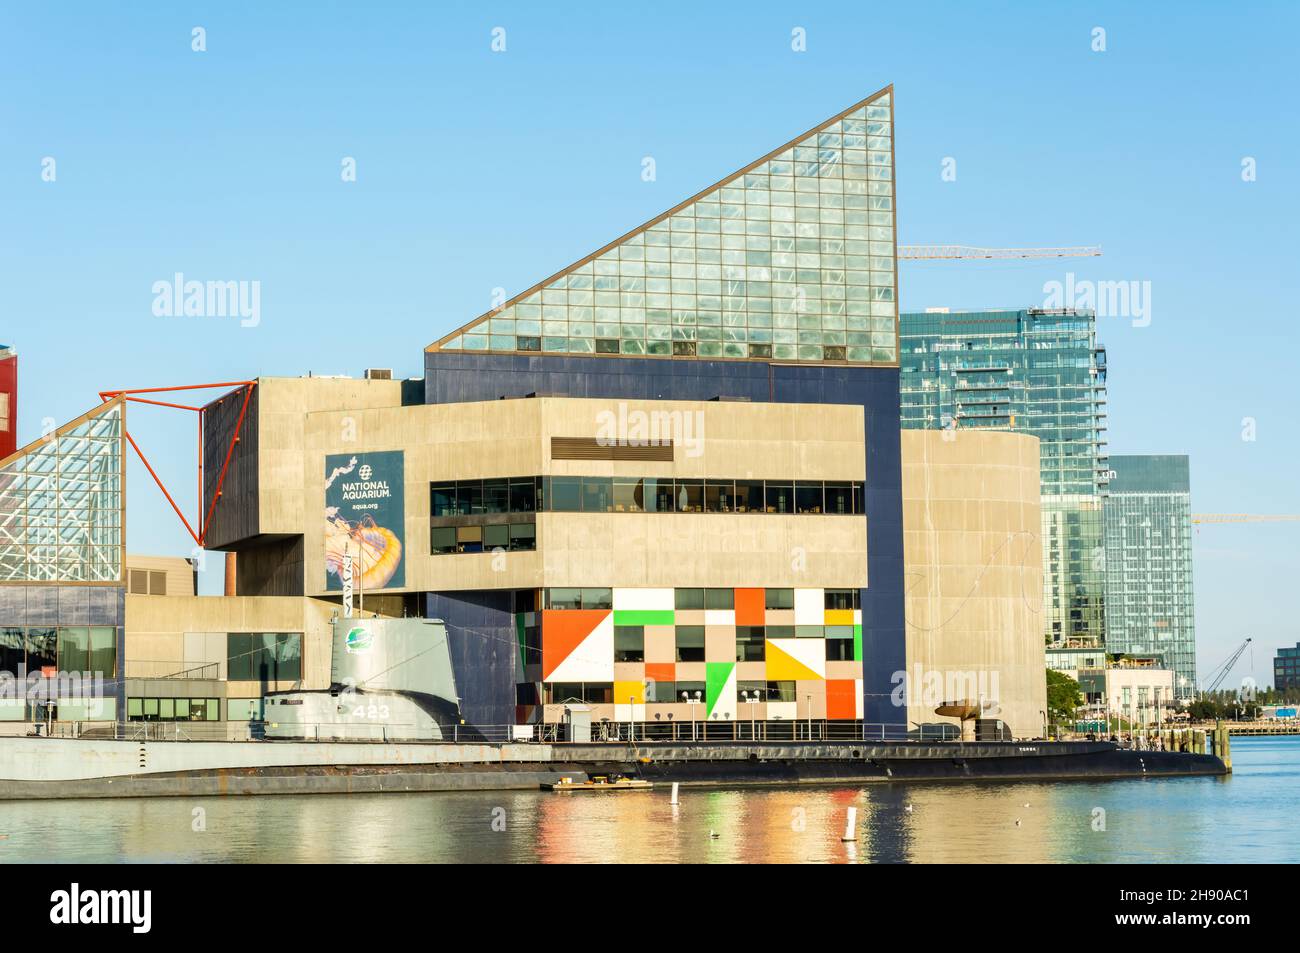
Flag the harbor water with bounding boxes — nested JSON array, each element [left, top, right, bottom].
[[0, 736, 1293, 863]]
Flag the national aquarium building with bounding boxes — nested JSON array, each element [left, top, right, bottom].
[[206, 85, 906, 735]]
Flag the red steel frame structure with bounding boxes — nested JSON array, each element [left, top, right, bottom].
[[97, 381, 257, 547]]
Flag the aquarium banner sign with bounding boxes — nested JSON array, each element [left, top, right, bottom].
[[324, 451, 405, 592]]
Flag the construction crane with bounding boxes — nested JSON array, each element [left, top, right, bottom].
[[1201, 638, 1253, 696], [1192, 514, 1300, 525], [898, 245, 1102, 260]]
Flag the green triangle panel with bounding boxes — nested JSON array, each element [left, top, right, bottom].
[[706, 662, 736, 718]]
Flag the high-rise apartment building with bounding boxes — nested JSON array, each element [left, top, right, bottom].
[[1103, 454, 1197, 696], [899, 308, 1109, 647]]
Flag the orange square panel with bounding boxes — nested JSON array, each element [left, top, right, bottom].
[[734, 588, 765, 626], [825, 679, 858, 721]]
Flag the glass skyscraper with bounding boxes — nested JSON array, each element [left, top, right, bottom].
[[1103, 454, 1197, 697], [899, 308, 1109, 647]]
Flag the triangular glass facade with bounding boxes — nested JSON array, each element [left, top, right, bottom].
[[0, 401, 124, 583], [430, 87, 896, 365]]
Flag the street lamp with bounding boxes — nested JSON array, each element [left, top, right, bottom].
[[681, 690, 702, 740]]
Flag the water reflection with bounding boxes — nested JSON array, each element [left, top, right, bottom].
[[0, 738, 1290, 864]]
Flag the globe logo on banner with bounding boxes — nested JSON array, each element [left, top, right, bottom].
[[359, 464, 373, 480]]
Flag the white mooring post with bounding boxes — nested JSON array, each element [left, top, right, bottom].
[[842, 806, 857, 842], [670, 781, 680, 805]]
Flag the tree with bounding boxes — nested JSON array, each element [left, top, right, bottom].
[[1046, 669, 1082, 725]]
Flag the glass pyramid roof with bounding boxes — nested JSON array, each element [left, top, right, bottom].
[[429, 86, 897, 365], [0, 400, 124, 583]]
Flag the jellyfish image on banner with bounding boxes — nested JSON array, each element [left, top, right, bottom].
[[323, 451, 406, 591]]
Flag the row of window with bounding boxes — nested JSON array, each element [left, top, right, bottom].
[[614, 625, 854, 663], [541, 588, 861, 611], [226, 633, 301, 682], [541, 680, 802, 705], [127, 697, 221, 722], [0, 626, 116, 677], [431, 477, 865, 517], [431, 523, 536, 555]]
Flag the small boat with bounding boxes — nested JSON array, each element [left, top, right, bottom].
[[543, 774, 653, 792]]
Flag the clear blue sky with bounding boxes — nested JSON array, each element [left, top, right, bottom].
[[2, 2, 1296, 686]]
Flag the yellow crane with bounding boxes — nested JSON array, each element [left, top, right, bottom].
[[898, 245, 1102, 260], [1192, 514, 1300, 525]]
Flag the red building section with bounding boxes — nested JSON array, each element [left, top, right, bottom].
[[0, 346, 15, 459]]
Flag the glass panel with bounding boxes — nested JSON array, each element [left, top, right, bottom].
[[614, 626, 644, 662], [483, 523, 509, 550], [705, 588, 734, 610], [612, 479, 643, 513], [509, 523, 536, 550], [825, 482, 853, 515], [581, 478, 612, 513], [547, 588, 582, 610], [765, 588, 794, 610], [483, 479, 510, 514], [765, 482, 793, 514], [88, 626, 115, 678], [431, 526, 456, 554], [509, 478, 537, 513], [548, 478, 582, 512], [433, 91, 896, 365], [735, 480, 764, 514], [704, 480, 735, 513], [795, 482, 824, 514], [674, 480, 703, 513], [675, 626, 705, 662], [0, 403, 124, 583], [581, 588, 612, 610], [26, 628, 56, 672], [675, 588, 704, 610], [430, 482, 456, 517]]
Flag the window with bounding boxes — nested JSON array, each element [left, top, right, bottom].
[[546, 588, 582, 610], [456, 525, 483, 554], [704, 480, 735, 513], [765, 482, 793, 514], [26, 629, 55, 672], [646, 679, 677, 703], [483, 523, 509, 550], [430, 483, 457, 517], [766, 680, 797, 703], [675, 480, 703, 513], [736, 627, 765, 661], [676, 682, 707, 706], [581, 477, 612, 513], [705, 588, 734, 610], [795, 625, 824, 638], [546, 682, 612, 704], [612, 478, 643, 513], [765, 588, 794, 610], [614, 626, 644, 662], [456, 481, 484, 515], [826, 629, 854, 661], [735, 480, 764, 513], [0, 628, 22, 673], [483, 479, 510, 514], [825, 589, 860, 610], [509, 477, 538, 513], [650, 478, 676, 513], [548, 478, 581, 512], [825, 482, 854, 515], [128, 696, 220, 722], [737, 680, 767, 703], [509, 523, 536, 550], [581, 588, 613, 610], [675, 588, 705, 610], [57, 627, 89, 671], [795, 482, 824, 514], [227, 633, 302, 682], [431, 526, 456, 554], [675, 626, 705, 662]]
